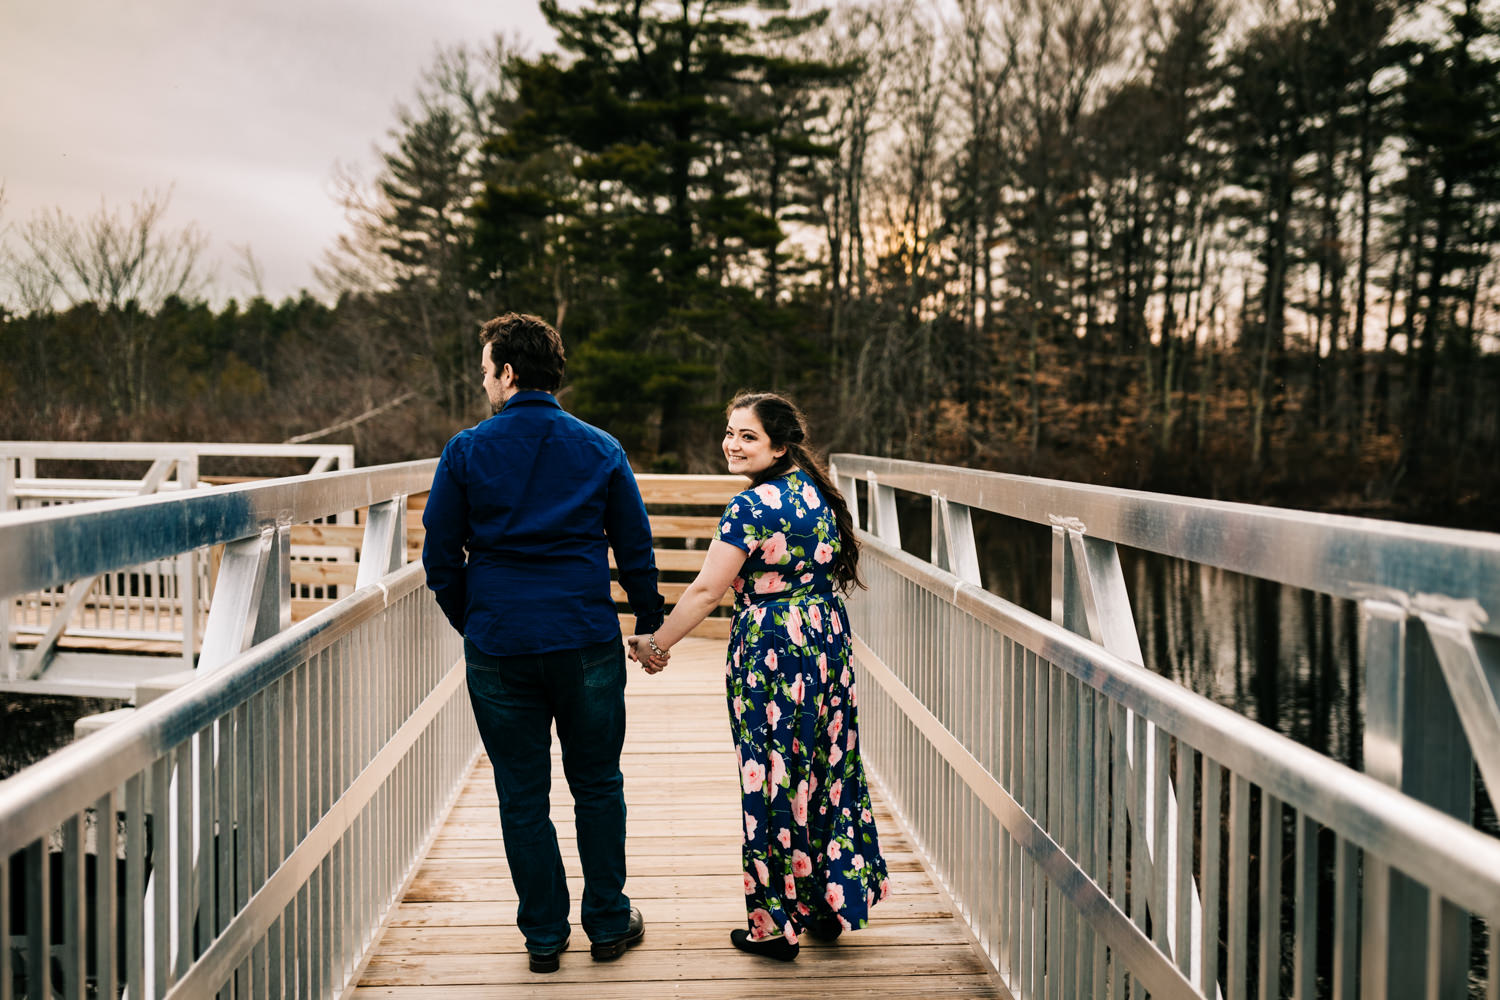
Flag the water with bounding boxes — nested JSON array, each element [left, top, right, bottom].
[[1, 694, 124, 781]]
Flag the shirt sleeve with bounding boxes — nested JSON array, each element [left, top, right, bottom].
[[603, 449, 664, 635], [421, 438, 471, 635], [714, 490, 773, 554]]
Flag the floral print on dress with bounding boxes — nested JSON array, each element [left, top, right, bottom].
[[714, 469, 890, 942]]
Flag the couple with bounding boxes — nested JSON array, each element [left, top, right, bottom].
[[422, 313, 889, 975]]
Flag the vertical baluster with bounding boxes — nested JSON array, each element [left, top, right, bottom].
[[151, 755, 171, 998], [1, 844, 12, 1000], [1152, 725, 1171, 960], [234, 700, 251, 996], [1200, 758, 1223, 1000], [1331, 837, 1358, 1000], [125, 774, 146, 998], [172, 741, 193, 985], [1110, 699, 1128, 1000], [1091, 688, 1108, 997], [96, 789, 120, 1000], [1292, 813, 1317, 1000], [62, 813, 85, 999], [1228, 775, 1250, 1000], [1259, 794, 1283, 1000], [1175, 741, 1195, 980], [25, 839, 49, 1000], [195, 724, 214, 965]]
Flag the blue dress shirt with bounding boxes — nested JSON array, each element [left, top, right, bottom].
[[422, 390, 664, 655]]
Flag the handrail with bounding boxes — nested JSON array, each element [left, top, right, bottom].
[[0, 460, 437, 599], [830, 453, 1500, 636]]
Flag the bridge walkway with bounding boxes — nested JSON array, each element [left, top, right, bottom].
[[353, 636, 1008, 999]]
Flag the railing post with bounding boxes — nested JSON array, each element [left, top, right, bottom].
[[198, 525, 292, 673], [1361, 601, 1473, 1000], [867, 473, 900, 547], [931, 493, 982, 586], [357, 496, 409, 588], [176, 453, 200, 671]]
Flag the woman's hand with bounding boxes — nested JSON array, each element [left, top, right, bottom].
[[627, 635, 670, 673]]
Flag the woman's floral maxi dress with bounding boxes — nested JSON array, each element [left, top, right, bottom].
[[714, 469, 890, 943]]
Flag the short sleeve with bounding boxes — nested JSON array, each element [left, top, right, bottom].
[[714, 489, 773, 554]]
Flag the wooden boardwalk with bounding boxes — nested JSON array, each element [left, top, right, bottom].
[[354, 636, 1010, 999]]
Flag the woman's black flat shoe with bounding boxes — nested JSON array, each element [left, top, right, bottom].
[[806, 915, 843, 941], [730, 928, 799, 961]]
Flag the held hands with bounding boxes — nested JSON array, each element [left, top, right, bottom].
[[627, 634, 670, 674]]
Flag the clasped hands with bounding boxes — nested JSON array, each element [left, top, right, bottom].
[[626, 634, 670, 674]]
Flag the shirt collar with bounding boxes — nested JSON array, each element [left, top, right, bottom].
[[500, 390, 561, 412]]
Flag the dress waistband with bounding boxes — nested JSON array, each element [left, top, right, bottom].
[[736, 592, 840, 613]]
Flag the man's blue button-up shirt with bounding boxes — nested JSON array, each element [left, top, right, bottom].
[[422, 390, 663, 655]]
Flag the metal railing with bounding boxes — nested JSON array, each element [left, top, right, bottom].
[[0, 459, 477, 999], [1, 442, 356, 689], [832, 454, 1500, 1000]]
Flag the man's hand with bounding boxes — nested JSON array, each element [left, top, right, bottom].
[[627, 635, 670, 674]]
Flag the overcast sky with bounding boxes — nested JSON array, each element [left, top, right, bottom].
[[0, 1, 554, 304]]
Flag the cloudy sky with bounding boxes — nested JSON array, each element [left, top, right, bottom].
[[0, 1, 554, 304]]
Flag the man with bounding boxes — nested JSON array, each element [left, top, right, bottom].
[[422, 312, 660, 973]]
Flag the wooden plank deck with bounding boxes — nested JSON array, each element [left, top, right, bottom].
[[353, 636, 1010, 999]]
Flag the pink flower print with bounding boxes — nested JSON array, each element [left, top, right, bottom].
[[880, 878, 891, 900], [762, 531, 789, 565], [828, 840, 842, 860], [754, 572, 787, 595], [830, 779, 844, 805], [792, 737, 800, 754], [733, 695, 744, 719], [777, 826, 791, 849], [769, 748, 786, 788], [784, 921, 800, 945], [791, 850, 813, 877], [796, 902, 811, 916], [824, 883, 845, 912], [750, 907, 777, 939], [742, 533, 759, 554], [784, 875, 797, 898], [809, 605, 823, 630], [828, 743, 843, 767], [831, 611, 842, 634], [787, 608, 805, 646], [746, 671, 759, 688], [792, 782, 809, 826], [753, 606, 766, 626], [852, 854, 865, 869], [831, 696, 842, 707], [847, 727, 856, 750], [795, 561, 805, 572], [753, 483, 783, 508], [743, 872, 755, 895], [742, 759, 766, 794], [861, 808, 873, 824], [732, 576, 744, 593], [765, 650, 780, 674], [744, 811, 757, 838], [813, 541, 834, 564], [802, 482, 821, 508], [818, 653, 828, 682], [800, 573, 813, 584], [828, 710, 844, 743], [790, 674, 805, 704], [840, 667, 852, 686], [754, 858, 770, 886]]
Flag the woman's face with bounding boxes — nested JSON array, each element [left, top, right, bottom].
[[723, 406, 785, 478]]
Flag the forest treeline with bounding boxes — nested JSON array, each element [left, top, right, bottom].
[[2, 0, 1497, 528]]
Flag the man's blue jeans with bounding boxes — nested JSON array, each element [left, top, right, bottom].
[[464, 636, 631, 951]]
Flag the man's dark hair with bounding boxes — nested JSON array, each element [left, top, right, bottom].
[[479, 313, 566, 391]]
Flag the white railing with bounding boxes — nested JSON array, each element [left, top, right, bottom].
[[833, 454, 1500, 1000], [0, 460, 478, 999], [1, 442, 356, 690]]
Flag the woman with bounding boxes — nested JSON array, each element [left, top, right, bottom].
[[629, 392, 889, 961]]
